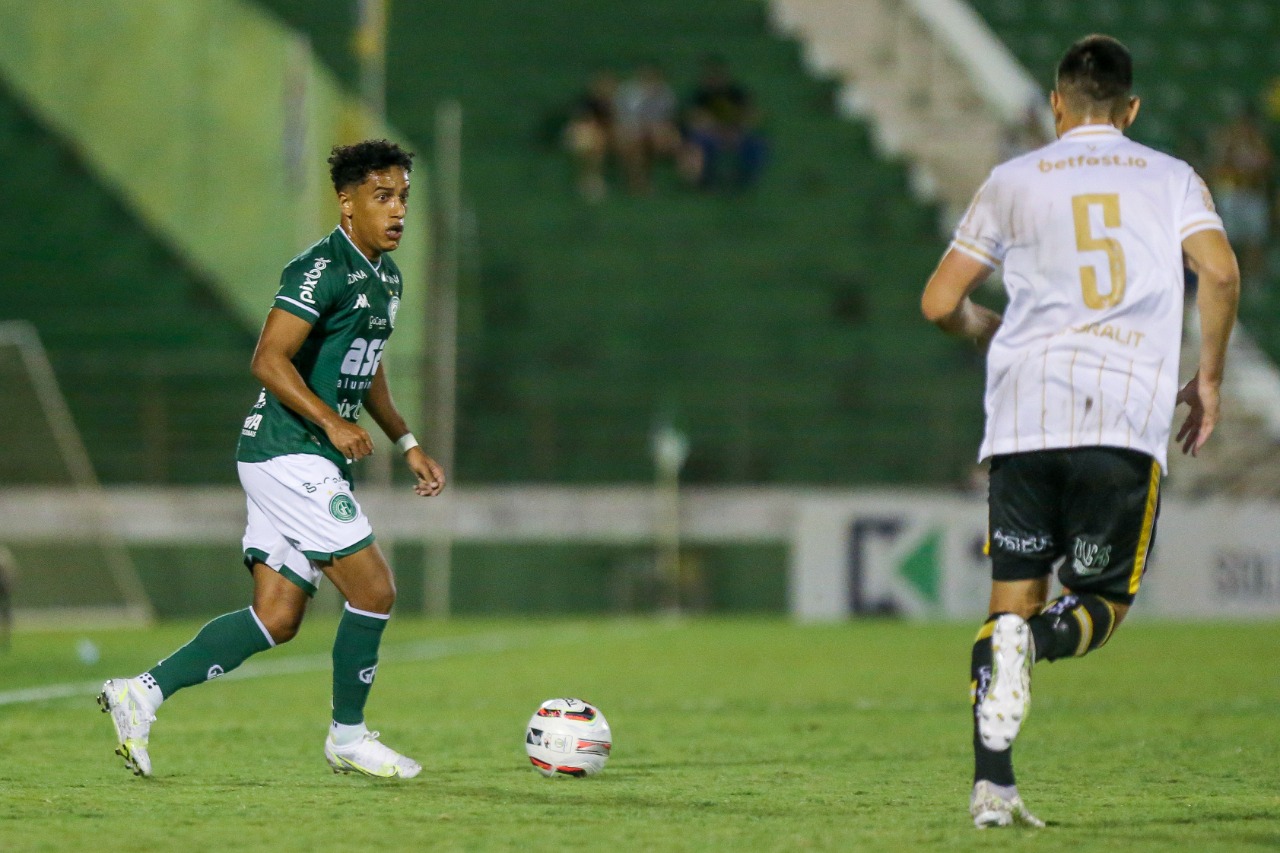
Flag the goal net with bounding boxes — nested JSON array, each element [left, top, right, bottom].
[[0, 321, 153, 626]]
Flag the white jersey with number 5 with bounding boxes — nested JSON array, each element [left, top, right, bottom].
[[951, 124, 1223, 472]]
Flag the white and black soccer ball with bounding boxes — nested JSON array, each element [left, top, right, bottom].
[[524, 697, 612, 777]]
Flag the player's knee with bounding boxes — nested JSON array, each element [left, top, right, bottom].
[[256, 605, 304, 644], [350, 581, 396, 615]]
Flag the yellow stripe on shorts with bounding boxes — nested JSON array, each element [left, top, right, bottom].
[[1128, 460, 1161, 595]]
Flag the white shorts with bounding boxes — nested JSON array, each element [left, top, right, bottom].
[[237, 454, 375, 596]]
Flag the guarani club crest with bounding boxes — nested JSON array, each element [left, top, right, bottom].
[[388, 295, 400, 329], [329, 493, 358, 523]]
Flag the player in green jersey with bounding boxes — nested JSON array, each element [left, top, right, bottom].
[[99, 139, 445, 779]]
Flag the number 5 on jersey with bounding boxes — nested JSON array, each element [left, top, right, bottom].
[[1072, 193, 1125, 309], [341, 338, 385, 376]]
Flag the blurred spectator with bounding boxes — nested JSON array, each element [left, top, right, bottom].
[[680, 56, 767, 190], [613, 64, 681, 194], [998, 100, 1053, 162], [564, 71, 617, 203], [1209, 105, 1273, 296]]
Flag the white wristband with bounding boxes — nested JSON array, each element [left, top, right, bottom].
[[395, 433, 419, 453]]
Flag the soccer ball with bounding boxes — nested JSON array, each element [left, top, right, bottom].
[[524, 697, 612, 777]]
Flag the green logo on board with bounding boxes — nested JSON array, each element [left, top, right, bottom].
[[329, 493, 358, 523]]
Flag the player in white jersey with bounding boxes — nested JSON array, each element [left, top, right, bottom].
[[921, 35, 1239, 828]]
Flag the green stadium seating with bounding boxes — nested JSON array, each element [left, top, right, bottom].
[[969, 0, 1280, 358], [256, 0, 988, 487], [0, 84, 256, 484]]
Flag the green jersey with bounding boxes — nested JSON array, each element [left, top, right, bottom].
[[236, 226, 404, 471]]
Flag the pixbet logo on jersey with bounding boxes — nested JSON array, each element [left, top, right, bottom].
[[298, 257, 331, 305]]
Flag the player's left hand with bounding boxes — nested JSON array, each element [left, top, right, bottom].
[[1175, 372, 1219, 457], [405, 447, 446, 496]]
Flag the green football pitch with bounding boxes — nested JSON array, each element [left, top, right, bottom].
[[1, 617, 1276, 851]]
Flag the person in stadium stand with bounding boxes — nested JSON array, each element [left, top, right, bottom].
[[99, 139, 445, 779], [613, 62, 681, 194], [564, 70, 618, 202], [1208, 104, 1273, 299], [920, 35, 1239, 828], [680, 55, 767, 190]]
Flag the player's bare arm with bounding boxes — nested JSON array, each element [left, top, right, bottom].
[[1176, 228, 1241, 456], [250, 307, 374, 461], [920, 248, 1003, 349], [363, 362, 446, 496]]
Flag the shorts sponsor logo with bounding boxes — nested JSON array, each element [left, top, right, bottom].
[[298, 257, 331, 305], [992, 528, 1053, 555], [302, 476, 349, 494], [1071, 538, 1112, 576], [388, 296, 400, 329], [207, 665, 225, 680], [358, 665, 378, 685], [329, 493, 358, 523]]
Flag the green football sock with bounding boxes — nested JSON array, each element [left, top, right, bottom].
[[149, 607, 274, 698], [331, 603, 389, 726]]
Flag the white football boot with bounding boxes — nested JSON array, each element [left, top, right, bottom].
[[98, 678, 156, 777], [979, 614, 1034, 751], [970, 780, 1045, 829], [324, 730, 421, 779]]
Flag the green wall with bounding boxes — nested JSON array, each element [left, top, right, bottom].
[[0, 0, 429, 420]]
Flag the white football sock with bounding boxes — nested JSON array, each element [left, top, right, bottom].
[[132, 673, 164, 711], [330, 721, 368, 747]]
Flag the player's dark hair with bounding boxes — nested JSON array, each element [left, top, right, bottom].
[[328, 139, 414, 192], [1055, 35, 1133, 112]]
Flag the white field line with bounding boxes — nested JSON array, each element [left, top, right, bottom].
[[0, 631, 538, 708]]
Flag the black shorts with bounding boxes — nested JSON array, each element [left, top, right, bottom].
[[987, 447, 1161, 605]]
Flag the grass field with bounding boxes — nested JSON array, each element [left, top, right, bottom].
[[1, 617, 1277, 851]]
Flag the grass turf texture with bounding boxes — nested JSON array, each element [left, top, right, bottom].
[[0, 618, 1276, 851]]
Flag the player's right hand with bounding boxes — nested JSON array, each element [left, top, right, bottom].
[[325, 420, 375, 461]]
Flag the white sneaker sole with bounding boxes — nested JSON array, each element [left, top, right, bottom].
[[979, 614, 1032, 752]]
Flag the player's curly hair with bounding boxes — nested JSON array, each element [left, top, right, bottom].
[[1056, 35, 1132, 110], [328, 139, 414, 192]]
